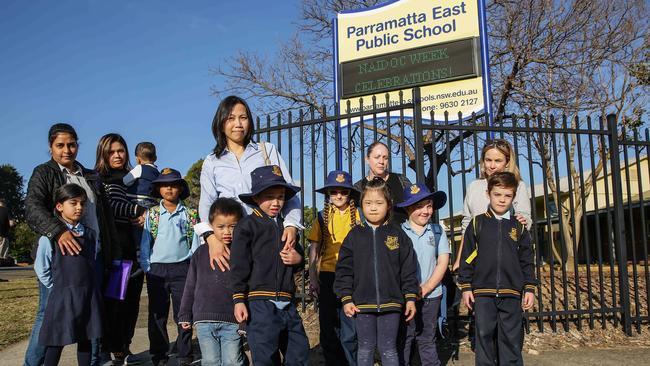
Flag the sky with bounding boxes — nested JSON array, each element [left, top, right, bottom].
[[0, 0, 301, 182]]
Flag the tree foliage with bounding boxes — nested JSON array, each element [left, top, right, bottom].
[[0, 164, 25, 221], [185, 159, 204, 210]]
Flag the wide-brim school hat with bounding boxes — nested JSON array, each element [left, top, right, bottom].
[[150, 167, 190, 200], [395, 182, 447, 210], [315, 170, 361, 202], [238, 165, 301, 206]]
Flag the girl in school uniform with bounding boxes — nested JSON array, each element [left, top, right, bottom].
[[334, 177, 419, 366], [38, 183, 103, 366], [307, 170, 362, 366]]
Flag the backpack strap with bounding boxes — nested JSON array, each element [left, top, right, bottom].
[[465, 215, 482, 264], [185, 207, 199, 247], [430, 223, 443, 258], [148, 205, 161, 245]]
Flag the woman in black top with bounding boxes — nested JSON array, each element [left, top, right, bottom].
[[94, 133, 147, 364], [354, 141, 412, 225]]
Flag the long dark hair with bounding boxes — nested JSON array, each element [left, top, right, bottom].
[[211, 95, 255, 157], [54, 183, 88, 206], [95, 133, 131, 176]]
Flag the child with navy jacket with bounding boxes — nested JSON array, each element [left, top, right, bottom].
[[396, 183, 449, 366], [334, 177, 419, 366], [179, 198, 246, 366], [123, 142, 160, 208], [139, 168, 200, 366], [459, 172, 537, 366], [230, 165, 309, 366]]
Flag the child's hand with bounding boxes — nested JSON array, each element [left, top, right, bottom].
[[343, 302, 359, 318], [522, 292, 535, 310], [419, 284, 432, 299], [180, 322, 191, 330], [515, 214, 528, 226], [462, 291, 475, 310], [280, 247, 302, 265], [404, 301, 417, 322], [234, 303, 249, 323]]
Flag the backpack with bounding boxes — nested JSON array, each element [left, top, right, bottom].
[[147, 204, 199, 248]]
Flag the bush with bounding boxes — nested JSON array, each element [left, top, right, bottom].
[[9, 221, 37, 263]]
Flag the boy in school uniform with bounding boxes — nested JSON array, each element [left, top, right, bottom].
[[230, 165, 309, 366], [139, 168, 200, 366], [458, 172, 537, 366], [396, 183, 449, 366]]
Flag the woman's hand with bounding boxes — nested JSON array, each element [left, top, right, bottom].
[[343, 302, 360, 318], [280, 247, 302, 265], [281, 226, 297, 250], [404, 301, 417, 322], [234, 303, 249, 323], [515, 214, 528, 226], [57, 230, 81, 255], [207, 234, 230, 272], [131, 213, 145, 228], [180, 322, 191, 330]]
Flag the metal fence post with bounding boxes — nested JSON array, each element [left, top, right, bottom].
[[607, 113, 632, 335], [412, 87, 425, 183]]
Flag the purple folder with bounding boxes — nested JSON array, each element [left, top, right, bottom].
[[104, 260, 132, 300]]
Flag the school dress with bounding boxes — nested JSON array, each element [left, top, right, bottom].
[[39, 225, 103, 347]]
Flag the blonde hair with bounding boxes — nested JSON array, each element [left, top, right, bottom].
[[479, 139, 521, 181]]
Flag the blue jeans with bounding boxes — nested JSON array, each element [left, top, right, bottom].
[[356, 312, 400, 366], [195, 322, 245, 366], [24, 281, 51, 366]]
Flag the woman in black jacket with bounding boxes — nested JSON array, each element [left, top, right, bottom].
[[94, 133, 147, 364], [23, 123, 120, 366]]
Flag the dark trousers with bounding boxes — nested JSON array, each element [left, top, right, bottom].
[[339, 305, 357, 366], [146, 261, 192, 364], [356, 312, 400, 366], [317, 272, 349, 366], [474, 297, 523, 366], [246, 300, 309, 366], [401, 296, 442, 366], [105, 270, 144, 353]]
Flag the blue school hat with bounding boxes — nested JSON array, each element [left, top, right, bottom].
[[238, 165, 301, 206], [395, 182, 447, 210], [315, 170, 360, 202], [150, 168, 190, 200]]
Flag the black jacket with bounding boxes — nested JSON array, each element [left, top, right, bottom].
[[458, 210, 537, 298], [25, 159, 121, 266], [334, 223, 419, 313], [230, 208, 304, 304]]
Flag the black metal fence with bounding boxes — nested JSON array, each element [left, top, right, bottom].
[[253, 87, 649, 335]]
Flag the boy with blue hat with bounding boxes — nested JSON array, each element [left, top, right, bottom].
[[230, 165, 309, 365], [139, 168, 200, 366], [397, 183, 449, 366]]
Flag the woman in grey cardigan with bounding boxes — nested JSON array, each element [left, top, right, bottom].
[[452, 139, 531, 271]]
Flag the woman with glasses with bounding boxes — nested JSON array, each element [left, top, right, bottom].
[[452, 139, 531, 272]]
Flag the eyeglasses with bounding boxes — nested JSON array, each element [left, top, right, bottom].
[[485, 139, 510, 149]]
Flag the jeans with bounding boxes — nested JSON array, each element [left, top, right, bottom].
[[401, 296, 442, 366], [195, 322, 245, 366], [24, 281, 51, 366], [356, 312, 400, 366], [339, 308, 357, 366]]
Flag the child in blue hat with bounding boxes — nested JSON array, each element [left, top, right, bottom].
[[307, 170, 362, 366], [230, 165, 309, 365], [396, 183, 449, 366], [139, 168, 200, 366]]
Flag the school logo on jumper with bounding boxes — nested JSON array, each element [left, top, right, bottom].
[[272, 166, 282, 176], [509, 227, 518, 241], [336, 174, 346, 183], [410, 185, 420, 194], [161, 168, 173, 175], [385, 235, 399, 250]]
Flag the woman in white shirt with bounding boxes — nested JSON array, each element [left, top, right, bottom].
[[452, 139, 532, 271]]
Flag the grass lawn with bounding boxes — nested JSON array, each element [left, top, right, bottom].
[[0, 278, 38, 350]]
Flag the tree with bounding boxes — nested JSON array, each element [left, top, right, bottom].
[[0, 164, 25, 221], [185, 159, 204, 210]]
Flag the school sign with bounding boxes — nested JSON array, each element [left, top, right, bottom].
[[334, 0, 492, 121]]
